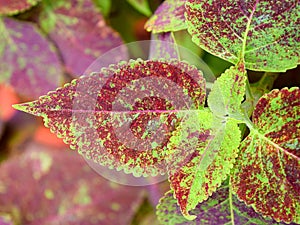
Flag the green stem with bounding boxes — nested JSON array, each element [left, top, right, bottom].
[[255, 72, 279, 92], [245, 77, 254, 102], [229, 179, 235, 225]]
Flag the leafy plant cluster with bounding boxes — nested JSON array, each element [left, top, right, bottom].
[[0, 0, 299, 224]]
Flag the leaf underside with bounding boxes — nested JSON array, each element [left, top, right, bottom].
[[13, 59, 206, 177], [185, 0, 300, 72], [232, 87, 300, 223]]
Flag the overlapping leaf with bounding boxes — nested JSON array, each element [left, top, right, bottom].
[[157, 186, 295, 225], [208, 65, 246, 119], [0, 18, 64, 98], [145, 0, 187, 33], [39, 0, 127, 77], [166, 65, 246, 220], [185, 0, 300, 71], [231, 87, 300, 223], [166, 109, 241, 220], [0, 142, 144, 225], [13, 59, 206, 177], [149, 32, 179, 60], [0, 0, 41, 15]]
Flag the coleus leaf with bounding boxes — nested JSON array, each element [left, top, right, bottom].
[[0, 18, 64, 98], [166, 108, 241, 220], [149, 32, 180, 60], [208, 65, 246, 119], [127, 0, 152, 17], [165, 65, 246, 220], [231, 87, 300, 223], [13, 59, 206, 177], [0, 0, 41, 15], [156, 186, 296, 225], [185, 0, 300, 72], [145, 0, 187, 33], [0, 142, 144, 225], [39, 0, 127, 77]]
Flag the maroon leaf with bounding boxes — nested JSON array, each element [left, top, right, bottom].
[[0, 0, 41, 15], [0, 142, 145, 225], [0, 18, 64, 98], [39, 0, 127, 77], [13, 59, 206, 177]]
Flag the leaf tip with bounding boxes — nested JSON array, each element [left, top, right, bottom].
[[182, 212, 197, 221], [12, 102, 40, 116]]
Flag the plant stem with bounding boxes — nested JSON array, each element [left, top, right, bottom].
[[229, 179, 235, 225]]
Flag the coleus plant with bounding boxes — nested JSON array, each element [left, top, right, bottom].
[[13, 0, 299, 224]]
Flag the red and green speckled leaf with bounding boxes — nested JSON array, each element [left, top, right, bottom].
[[0, 18, 64, 98], [208, 65, 246, 119], [127, 0, 152, 17], [185, 0, 300, 72], [13, 59, 206, 177], [166, 109, 241, 220], [0, 142, 144, 225], [39, 0, 127, 77], [231, 87, 300, 223], [145, 0, 187, 33], [0, 0, 41, 15], [157, 186, 297, 225]]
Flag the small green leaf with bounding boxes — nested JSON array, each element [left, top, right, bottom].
[[127, 0, 152, 17], [185, 0, 300, 72], [167, 109, 241, 220], [145, 0, 187, 33], [208, 65, 246, 120], [232, 87, 300, 223]]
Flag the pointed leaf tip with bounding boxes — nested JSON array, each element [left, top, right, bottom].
[[12, 102, 41, 117]]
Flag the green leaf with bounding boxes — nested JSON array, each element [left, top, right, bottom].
[[127, 0, 152, 17], [13, 59, 206, 177], [231, 87, 300, 223], [145, 0, 187, 33], [208, 65, 246, 120], [157, 186, 292, 225], [0, 0, 41, 15], [185, 0, 300, 72], [93, 0, 111, 17], [167, 109, 241, 220]]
